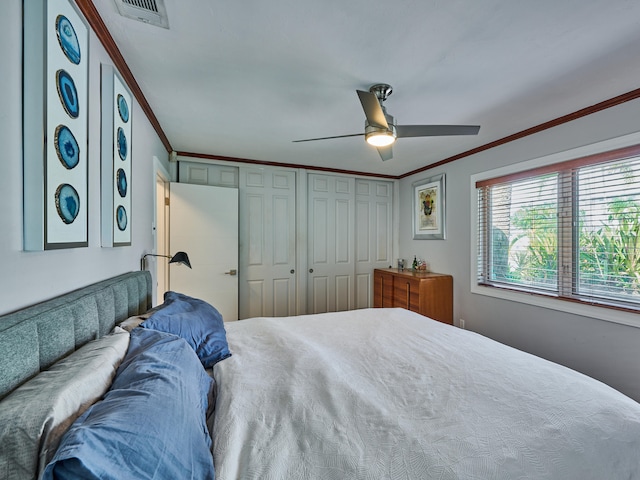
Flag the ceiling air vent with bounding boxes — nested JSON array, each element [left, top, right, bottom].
[[113, 0, 169, 29]]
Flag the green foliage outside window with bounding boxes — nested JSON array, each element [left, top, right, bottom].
[[493, 199, 640, 300], [579, 199, 640, 298]]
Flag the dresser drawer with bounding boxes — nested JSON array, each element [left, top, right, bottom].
[[373, 271, 395, 308], [373, 269, 453, 325], [393, 277, 421, 312]]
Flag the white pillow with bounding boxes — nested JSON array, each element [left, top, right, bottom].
[[0, 328, 130, 480], [118, 314, 148, 331], [118, 302, 166, 331]]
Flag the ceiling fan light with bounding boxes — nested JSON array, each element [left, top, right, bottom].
[[366, 131, 396, 147]]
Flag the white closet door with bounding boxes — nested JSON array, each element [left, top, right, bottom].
[[307, 174, 355, 313], [239, 168, 297, 319], [354, 179, 394, 308], [169, 182, 239, 321]]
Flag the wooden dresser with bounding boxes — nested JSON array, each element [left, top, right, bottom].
[[373, 268, 453, 325]]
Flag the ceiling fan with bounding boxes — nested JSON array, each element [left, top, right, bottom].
[[293, 84, 480, 161]]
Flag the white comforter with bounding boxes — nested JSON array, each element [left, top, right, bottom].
[[212, 308, 640, 479]]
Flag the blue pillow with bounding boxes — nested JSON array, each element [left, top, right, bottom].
[[141, 291, 231, 368], [42, 328, 215, 480]]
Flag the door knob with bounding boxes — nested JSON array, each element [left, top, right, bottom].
[[290, 269, 295, 274], [224, 269, 237, 276], [309, 268, 314, 273]]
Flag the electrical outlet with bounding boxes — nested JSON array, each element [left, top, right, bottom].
[[459, 318, 466, 329]]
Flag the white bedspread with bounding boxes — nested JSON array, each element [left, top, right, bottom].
[[213, 308, 640, 479]]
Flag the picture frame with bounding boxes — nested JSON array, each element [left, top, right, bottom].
[[412, 173, 446, 240], [101, 64, 132, 247], [23, 0, 89, 250]]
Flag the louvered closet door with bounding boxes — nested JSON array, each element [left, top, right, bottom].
[[307, 174, 355, 313], [239, 168, 297, 319]]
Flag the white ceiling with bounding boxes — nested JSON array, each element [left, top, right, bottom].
[[93, 0, 640, 177]]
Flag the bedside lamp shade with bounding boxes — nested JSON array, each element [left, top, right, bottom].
[[140, 251, 192, 270]]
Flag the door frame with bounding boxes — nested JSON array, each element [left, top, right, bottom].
[[152, 156, 171, 306]]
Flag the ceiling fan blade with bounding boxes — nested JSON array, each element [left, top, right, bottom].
[[292, 133, 364, 143], [377, 145, 393, 161], [396, 125, 480, 138], [356, 90, 388, 129]]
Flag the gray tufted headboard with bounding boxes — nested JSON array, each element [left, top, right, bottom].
[[0, 271, 152, 400]]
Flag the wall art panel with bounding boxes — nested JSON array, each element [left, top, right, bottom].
[[101, 64, 132, 247], [24, 0, 89, 250]]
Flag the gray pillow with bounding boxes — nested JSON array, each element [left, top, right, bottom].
[[0, 328, 130, 480]]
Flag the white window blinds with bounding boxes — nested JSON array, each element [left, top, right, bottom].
[[476, 144, 640, 312]]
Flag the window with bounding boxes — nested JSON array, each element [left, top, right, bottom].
[[476, 144, 640, 313]]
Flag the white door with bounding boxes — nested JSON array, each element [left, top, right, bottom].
[[239, 168, 297, 319], [307, 174, 355, 313], [354, 179, 394, 308], [169, 182, 239, 321]]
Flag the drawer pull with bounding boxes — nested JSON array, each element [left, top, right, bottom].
[[406, 282, 410, 308]]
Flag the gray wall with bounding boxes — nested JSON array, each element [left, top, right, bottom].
[[0, 1, 169, 315], [399, 98, 640, 401]]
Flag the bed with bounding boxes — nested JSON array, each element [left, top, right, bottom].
[[1, 272, 640, 479]]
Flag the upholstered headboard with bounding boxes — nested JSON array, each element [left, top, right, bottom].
[[0, 271, 151, 400]]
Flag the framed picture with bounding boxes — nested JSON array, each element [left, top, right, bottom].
[[101, 64, 132, 247], [412, 173, 446, 240], [23, 0, 89, 250]]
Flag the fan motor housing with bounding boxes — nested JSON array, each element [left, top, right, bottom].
[[365, 120, 397, 146]]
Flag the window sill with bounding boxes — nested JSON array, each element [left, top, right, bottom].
[[470, 282, 640, 329]]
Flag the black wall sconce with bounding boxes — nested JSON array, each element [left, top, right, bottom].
[[140, 251, 192, 270]]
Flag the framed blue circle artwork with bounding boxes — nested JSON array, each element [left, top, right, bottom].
[[55, 183, 80, 224], [54, 125, 79, 169], [116, 168, 127, 197], [116, 205, 128, 231], [117, 94, 129, 123], [117, 127, 127, 160], [55, 15, 81, 65], [56, 70, 79, 118]]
